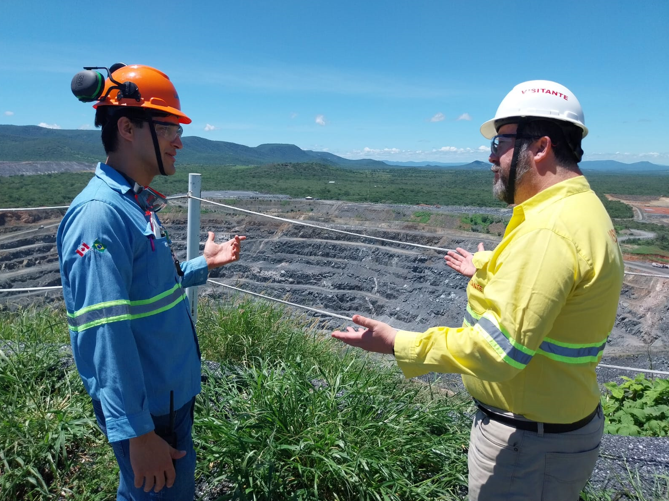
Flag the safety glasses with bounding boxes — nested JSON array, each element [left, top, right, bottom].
[[146, 119, 183, 142], [135, 185, 168, 212], [490, 133, 541, 156]]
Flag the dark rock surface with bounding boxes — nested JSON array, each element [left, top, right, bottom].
[[2, 197, 669, 498]]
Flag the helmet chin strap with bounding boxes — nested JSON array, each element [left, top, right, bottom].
[[147, 118, 166, 176], [505, 118, 528, 205]]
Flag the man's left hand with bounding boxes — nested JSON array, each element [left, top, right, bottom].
[[331, 314, 397, 355], [203, 232, 246, 270]]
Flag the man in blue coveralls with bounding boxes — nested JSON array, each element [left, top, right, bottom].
[[58, 63, 245, 500]]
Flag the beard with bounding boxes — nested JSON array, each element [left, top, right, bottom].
[[492, 150, 532, 204]]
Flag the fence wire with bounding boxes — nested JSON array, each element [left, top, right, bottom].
[[2, 196, 669, 379]]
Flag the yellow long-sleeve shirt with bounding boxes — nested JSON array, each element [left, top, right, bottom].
[[394, 176, 624, 423]]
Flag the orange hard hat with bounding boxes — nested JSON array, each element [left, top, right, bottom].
[[93, 65, 191, 124]]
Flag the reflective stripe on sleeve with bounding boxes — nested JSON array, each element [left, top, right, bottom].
[[464, 305, 534, 370], [538, 336, 607, 364], [67, 283, 186, 332], [463, 304, 608, 367], [463, 306, 476, 327]]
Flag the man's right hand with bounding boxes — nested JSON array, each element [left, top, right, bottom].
[[129, 430, 186, 492], [331, 314, 397, 355], [444, 243, 485, 278]]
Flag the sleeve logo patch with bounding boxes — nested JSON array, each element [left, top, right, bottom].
[[75, 242, 90, 257], [93, 240, 107, 252], [608, 229, 618, 243]]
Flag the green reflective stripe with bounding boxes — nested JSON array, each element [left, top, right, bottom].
[[538, 335, 607, 364], [465, 305, 607, 368], [69, 283, 182, 318], [481, 312, 535, 357], [68, 285, 185, 329], [463, 304, 480, 327], [464, 306, 535, 369], [68, 303, 131, 329], [537, 349, 604, 365], [128, 283, 182, 306], [473, 323, 527, 370], [68, 298, 130, 318], [467, 304, 481, 320], [543, 335, 607, 349], [69, 292, 186, 332]]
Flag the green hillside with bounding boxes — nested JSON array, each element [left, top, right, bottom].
[[2, 125, 668, 173], [0, 125, 386, 168], [0, 125, 102, 162]]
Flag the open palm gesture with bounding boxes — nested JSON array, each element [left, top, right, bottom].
[[444, 243, 484, 278]]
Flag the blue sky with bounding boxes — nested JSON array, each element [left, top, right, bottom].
[[2, 0, 668, 164]]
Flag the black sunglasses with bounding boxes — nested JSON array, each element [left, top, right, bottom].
[[490, 134, 541, 156]]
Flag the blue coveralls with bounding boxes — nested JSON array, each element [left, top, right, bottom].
[[57, 163, 209, 499]]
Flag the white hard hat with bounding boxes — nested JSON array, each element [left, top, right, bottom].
[[480, 80, 588, 139]]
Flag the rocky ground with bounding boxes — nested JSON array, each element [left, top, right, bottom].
[[1, 196, 669, 498]]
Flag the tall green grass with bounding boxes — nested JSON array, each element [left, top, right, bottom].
[[1, 301, 470, 500], [194, 299, 471, 500], [0, 309, 118, 500], [2, 302, 667, 500]]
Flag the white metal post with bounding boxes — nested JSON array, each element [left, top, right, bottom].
[[186, 173, 202, 323]]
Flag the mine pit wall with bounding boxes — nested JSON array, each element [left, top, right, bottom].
[[1, 207, 668, 355], [2, 202, 669, 496]]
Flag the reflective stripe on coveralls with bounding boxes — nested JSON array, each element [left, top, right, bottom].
[[464, 304, 608, 369], [67, 283, 187, 332]]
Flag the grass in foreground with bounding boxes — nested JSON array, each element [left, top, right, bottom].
[[0, 309, 118, 500], [1, 302, 668, 500], [1, 302, 471, 500]]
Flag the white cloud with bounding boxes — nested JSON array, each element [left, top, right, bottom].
[[204, 124, 218, 131], [4, 111, 14, 116], [290, 112, 298, 119], [457, 113, 472, 121], [339, 144, 497, 163], [38, 122, 60, 129], [315, 114, 326, 126], [78, 124, 91, 130], [362, 147, 401, 155], [430, 112, 445, 122]]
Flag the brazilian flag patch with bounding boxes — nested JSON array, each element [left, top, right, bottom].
[[93, 239, 106, 252]]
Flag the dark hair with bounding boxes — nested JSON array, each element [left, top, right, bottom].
[[95, 107, 169, 154], [523, 120, 583, 168], [496, 118, 583, 168]]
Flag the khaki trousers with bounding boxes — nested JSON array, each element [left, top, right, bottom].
[[468, 406, 604, 501]]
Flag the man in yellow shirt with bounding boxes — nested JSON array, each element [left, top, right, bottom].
[[332, 80, 624, 500]]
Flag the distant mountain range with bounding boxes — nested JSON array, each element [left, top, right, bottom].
[[385, 159, 669, 172], [0, 125, 667, 173], [578, 160, 669, 172], [0, 125, 386, 168], [385, 161, 479, 167]]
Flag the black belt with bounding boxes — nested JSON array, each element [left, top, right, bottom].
[[476, 405, 599, 434]]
